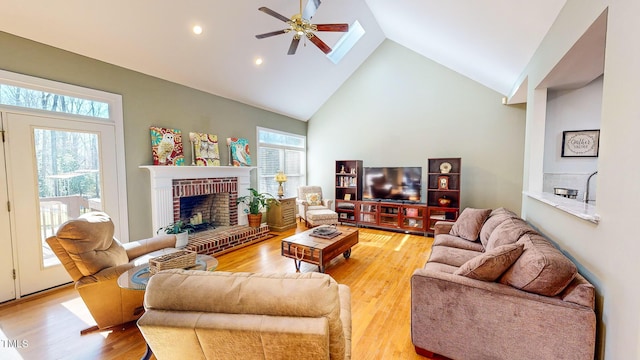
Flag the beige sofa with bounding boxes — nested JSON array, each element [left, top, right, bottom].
[[46, 211, 177, 332], [411, 208, 596, 360], [138, 270, 352, 360]]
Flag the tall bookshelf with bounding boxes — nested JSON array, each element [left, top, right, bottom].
[[426, 158, 461, 233], [335, 160, 363, 225]]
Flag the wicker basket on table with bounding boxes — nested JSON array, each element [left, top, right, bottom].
[[149, 250, 197, 275]]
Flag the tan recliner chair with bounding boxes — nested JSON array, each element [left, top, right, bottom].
[[138, 270, 352, 360], [46, 211, 177, 334], [297, 185, 334, 224]]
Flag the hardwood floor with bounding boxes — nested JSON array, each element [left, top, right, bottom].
[[0, 223, 438, 360]]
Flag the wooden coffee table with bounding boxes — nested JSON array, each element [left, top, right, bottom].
[[281, 226, 358, 272]]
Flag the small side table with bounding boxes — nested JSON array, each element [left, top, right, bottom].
[[267, 197, 297, 231]]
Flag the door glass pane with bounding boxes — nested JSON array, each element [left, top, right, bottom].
[[34, 128, 101, 267]]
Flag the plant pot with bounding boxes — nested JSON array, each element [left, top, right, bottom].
[[175, 231, 189, 249], [247, 213, 262, 228]]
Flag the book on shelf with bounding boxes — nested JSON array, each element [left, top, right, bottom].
[[337, 177, 357, 187]]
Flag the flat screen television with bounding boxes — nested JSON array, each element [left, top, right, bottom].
[[362, 167, 422, 202]]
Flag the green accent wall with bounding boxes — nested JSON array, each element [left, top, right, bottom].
[[0, 31, 306, 240]]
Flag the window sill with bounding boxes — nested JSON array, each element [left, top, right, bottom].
[[524, 191, 600, 224]]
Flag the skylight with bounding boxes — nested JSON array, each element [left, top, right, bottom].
[[327, 20, 365, 64]]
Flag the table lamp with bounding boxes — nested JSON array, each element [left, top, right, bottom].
[[275, 171, 287, 198]]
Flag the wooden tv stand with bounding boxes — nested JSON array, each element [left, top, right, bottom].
[[355, 200, 427, 235]]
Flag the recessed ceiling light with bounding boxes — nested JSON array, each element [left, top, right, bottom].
[[193, 25, 203, 35], [255, 58, 264, 66]]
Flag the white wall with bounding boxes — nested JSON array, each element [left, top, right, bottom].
[[544, 76, 602, 174], [521, 1, 640, 358], [543, 76, 602, 199], [307, 40, 526, 213]]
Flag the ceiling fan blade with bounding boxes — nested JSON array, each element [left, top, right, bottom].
[[302, 0, 321, 19], [307, 34, 332, 54], [315, 24, 349, 32], [255, 29, 288, 39], [288, 37, 301, 55], [258, 7, 291, 23]]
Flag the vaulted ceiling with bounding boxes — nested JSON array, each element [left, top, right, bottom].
[[1, 0, 566, 120]]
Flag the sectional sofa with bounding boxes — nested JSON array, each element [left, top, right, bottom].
[[411, 208, 596, 360]]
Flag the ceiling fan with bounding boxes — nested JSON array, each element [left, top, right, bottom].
[[255, 0, 349, 55]]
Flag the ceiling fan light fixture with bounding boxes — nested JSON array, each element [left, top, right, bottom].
[[255, 2, 350, 56]]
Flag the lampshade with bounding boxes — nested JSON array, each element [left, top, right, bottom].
[[275, 171, 287, 198], [275, 171, 288, 183]]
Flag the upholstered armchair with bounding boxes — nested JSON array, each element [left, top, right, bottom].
[[138, 270, 352, 360], [297, 185, 334, 225], [46, 211, 177, 334]]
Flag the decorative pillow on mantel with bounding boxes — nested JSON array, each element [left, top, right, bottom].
[[454, 243, 525, 281], [450, 208, 492, 241], [305, 193, 322, 206]]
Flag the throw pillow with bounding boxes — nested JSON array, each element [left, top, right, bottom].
[[305, 192, 322, 206], [479, 208, 519, 247], [484, 217, 536, 252], [454, 243, 524, 281], [499, 233, 577, 296], [449, 208, 492, 241]]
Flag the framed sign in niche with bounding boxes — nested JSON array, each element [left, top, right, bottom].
[[562, 129, 600, 157]]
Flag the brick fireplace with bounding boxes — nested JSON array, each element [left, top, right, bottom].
[[179, 193, 231, 226], [140, 166, 254, 234], [172, 177, 238, 226]]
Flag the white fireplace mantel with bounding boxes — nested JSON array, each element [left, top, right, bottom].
[[140, 165, 255, 233]]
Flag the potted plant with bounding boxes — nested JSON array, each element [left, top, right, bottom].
[[157, 220, 195, 249], [236, 188, 278, 228]]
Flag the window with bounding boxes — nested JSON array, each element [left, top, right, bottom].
[[0, 83, 109, 119], [257, 127, 306, 198]]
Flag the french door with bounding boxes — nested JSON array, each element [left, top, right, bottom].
[[0, 113, 14, 302], [1, 111, 122, 297]]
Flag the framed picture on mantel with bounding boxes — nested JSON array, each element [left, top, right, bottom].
[[562, 129, 600, 157]]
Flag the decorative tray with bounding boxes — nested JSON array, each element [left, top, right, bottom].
[[310, 226, 341, 239]]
